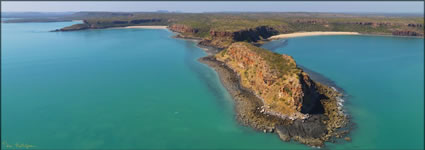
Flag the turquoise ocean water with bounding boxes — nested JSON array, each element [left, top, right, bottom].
[[1, 21, 305, 149], [262, 35, 424, 149], [2, 21, 423, 149]]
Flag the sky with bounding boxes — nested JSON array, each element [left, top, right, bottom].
[[1, 1, 424, 14]]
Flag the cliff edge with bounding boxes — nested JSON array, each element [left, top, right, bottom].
[[216, 42, 324, 119]]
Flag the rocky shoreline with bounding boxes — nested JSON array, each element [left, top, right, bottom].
[[198, 55, 351, 147], [199, 56, 283, 131]]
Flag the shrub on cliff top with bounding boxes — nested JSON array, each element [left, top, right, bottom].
[[233, 42, 297, 76]]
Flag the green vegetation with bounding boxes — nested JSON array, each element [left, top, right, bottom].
[[5, 12, 423, 37], [235, 42, 297, 76]]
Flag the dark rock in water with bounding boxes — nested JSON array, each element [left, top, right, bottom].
[[276, 126, 291, 141], [276, 115, 328, 140]]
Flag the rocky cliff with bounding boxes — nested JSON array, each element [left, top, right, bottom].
[[169, 24, 199, 36], [215, 42, 324, 119], [212, 26, 280, 46], [204, 42, 350, 146], [207, 26, 279, 42], [170, 24, 281, 49]]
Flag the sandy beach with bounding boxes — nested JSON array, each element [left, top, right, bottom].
[[268, 31, 360, 39], [113, 26, 168, 29]]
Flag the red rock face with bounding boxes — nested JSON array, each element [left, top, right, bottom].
[[392, 30, 423, 36], [216, 42, 324, 119], [169, 24, 199, 34], [210, 30, 233, 37]]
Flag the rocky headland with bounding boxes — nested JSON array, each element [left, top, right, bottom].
[[199, 42, 350, 147], [168, 21, 354, 147]]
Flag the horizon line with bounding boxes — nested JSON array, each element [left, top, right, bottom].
[[2, 11, 424, 14]]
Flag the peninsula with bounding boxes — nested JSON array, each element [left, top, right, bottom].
[[5, 12, 423, 147]]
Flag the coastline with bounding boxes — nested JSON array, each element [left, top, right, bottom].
[[358, 33, 425, 39], [171, 33, 222, 55], [268, 31, 360, 40], [52, 23, 423, 39], [110, 25, 168, 29]]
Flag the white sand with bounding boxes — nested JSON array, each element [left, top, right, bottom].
[[113, 26, 168, 29], [268, 31, 360, 39]]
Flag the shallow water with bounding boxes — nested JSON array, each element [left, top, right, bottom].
[[262, 35, 424, 149], [2, 21, 311, 149]]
